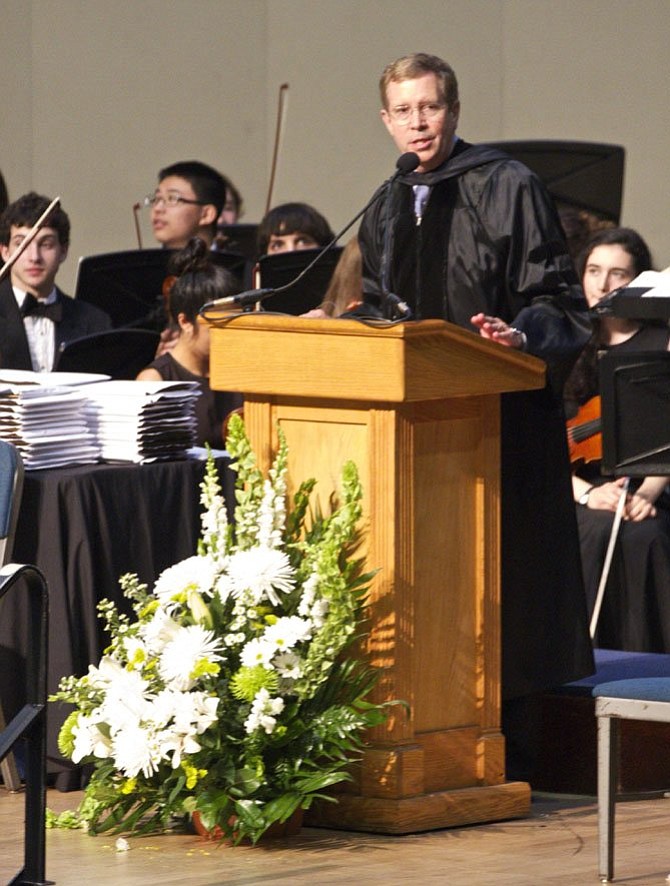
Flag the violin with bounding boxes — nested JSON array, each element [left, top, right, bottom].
[[566, 395, 602, 464]]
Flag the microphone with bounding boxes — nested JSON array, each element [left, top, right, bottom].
[[201, 152, 420, 313], [379, 155, 421, 321]]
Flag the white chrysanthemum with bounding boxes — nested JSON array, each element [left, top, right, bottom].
[[243, 687, 285, 735], [158, 625, 222, 690], [273, 651, 302, 680], [71, 714, 113, 763], [112, 723, 163, 778], [240, 637, 276, 668], [225, 546, 295, 606], [263, 616, 312, 650], [153, 555, 219, 604], [139, 608, 182, 656]]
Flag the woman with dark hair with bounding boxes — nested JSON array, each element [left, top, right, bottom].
[[137, 237, 242, 448], [256, 202, 333, 255], [565, 227, 670, 651]]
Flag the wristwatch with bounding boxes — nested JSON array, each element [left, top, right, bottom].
[[578, 486, 594, 506]]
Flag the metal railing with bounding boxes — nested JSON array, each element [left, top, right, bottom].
[[0, 563, 49, 886]]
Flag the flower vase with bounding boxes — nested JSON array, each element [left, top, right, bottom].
[[191, 808, 303, 843]]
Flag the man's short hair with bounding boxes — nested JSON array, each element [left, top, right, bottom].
[[379, 53, 459, 109], [256, 202, 334, 256], [158, 160, 228, 229], [0, 191, 70, 247]]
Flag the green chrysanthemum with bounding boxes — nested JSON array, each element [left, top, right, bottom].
[[230, 665, 279, 702], [57, 710, 79, 758]]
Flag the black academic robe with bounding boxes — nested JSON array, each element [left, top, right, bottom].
[[0, 277, 112, 370], [359, 140, 594, 699]]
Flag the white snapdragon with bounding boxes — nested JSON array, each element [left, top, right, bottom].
[[296, 573, 329, 626], [310, 598, 330, 628], [257, 478, 286, 549], [297, 574, 318, 617]]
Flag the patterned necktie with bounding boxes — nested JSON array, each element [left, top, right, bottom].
[[20, 293, 63, 322]]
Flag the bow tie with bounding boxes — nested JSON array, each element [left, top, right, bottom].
[[20, 294, 63, 322]]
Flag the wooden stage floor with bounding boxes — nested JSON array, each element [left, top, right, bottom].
[[2, 788, 670, 885]]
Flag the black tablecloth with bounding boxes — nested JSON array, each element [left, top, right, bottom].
[[0, 456, 233, 789]]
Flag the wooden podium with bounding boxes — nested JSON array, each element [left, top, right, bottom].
[[209, 314, 545, 834]]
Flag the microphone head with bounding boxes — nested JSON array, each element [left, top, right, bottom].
[[396, 152, 420, 174]]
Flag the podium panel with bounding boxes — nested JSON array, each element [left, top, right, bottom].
[[209, 315, 544, 833]]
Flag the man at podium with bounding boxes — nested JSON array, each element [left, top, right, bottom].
[[359, 52, 594, 780]]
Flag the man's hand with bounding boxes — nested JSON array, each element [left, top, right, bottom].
[[470, 313, 526, 349]]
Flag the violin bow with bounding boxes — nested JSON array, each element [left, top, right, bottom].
[[589, 477, 630, 640], [0, 196, 61, 283], [132, 202, 143, 249], [264, 83, 289, 215]]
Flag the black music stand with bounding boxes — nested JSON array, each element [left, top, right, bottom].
[[215, 223, 259, 261], [596, 273, 670, 322], [484, 140, 625, 222], [257, 246, 344, 315], [55, 328, 160, 379], [600, 350, 670, 476], [74, 249, 251, 329]]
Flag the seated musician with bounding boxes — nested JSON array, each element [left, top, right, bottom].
[[0, 192, 111, 371], [147, 160, 228, 251], [256, 202, 333, 255], [564, 227, 670, 651], [136, 237, 242, 449], [301, 235, 363, 319]]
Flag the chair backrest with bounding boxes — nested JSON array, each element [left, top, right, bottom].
[[0, 440, 24, 565]]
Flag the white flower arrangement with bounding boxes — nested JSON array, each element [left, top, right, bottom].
[[49, 415, 386, 843]]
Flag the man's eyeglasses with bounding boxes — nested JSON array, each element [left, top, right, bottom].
[[143, 194, 207, 209], [387, 102, 446, 125]]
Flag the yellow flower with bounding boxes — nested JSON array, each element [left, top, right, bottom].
[[121, 777, 137, 795]]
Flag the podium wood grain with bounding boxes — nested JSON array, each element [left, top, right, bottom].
[[209, 315, 544, 833]]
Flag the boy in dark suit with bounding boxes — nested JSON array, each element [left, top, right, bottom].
[[0, 192, 110, 371]]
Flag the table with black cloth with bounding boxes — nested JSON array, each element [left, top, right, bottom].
[[0, 456, 233, 790]]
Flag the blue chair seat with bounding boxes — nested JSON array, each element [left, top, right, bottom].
[[593, 677, 670, 702]]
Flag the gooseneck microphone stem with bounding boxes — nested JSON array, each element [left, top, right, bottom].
[[201, 152, 420, 313]]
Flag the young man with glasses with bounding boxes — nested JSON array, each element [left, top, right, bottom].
[[358, 53, 594, 783], [147, 160, 228, 250]]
